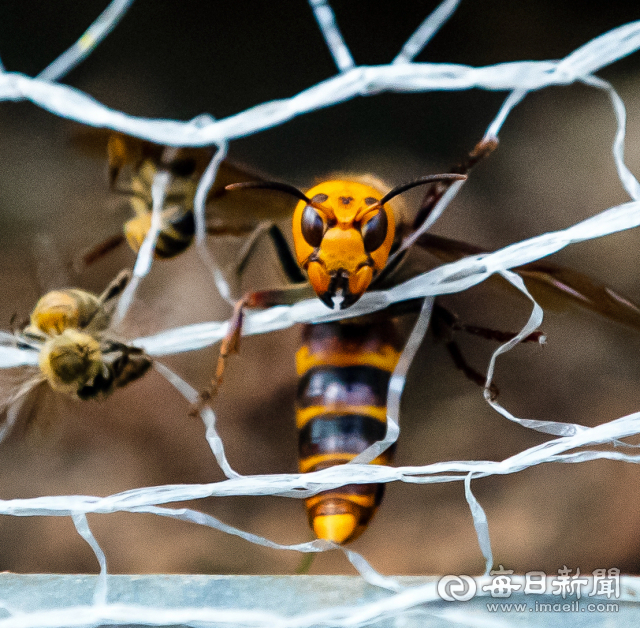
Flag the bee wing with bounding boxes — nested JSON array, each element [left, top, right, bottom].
[[415, 233, 640, 331], [69, 126, 203, 182], [0, 368, 45, 443], [515, 262, 640, 329], [206, 161, 298, 226], [70, 128, 163, 173]]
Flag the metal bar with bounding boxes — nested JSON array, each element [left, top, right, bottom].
[[0, 574, 638, 627]]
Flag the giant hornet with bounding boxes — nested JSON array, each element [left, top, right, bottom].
[[216, 138, 640, 544], [0, 270, 152, 439]]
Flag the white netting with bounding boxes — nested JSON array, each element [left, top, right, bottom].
[[0, 1, 640, 625]]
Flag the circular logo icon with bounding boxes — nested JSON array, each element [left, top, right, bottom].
[[437, 575, 477, 602]]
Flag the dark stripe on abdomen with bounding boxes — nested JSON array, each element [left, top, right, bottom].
[[166, 205, 196, 237], [154, 207, 196, 258], [156, 231, 192, 258]]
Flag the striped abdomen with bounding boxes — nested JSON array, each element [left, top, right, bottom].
[[124, 159, 198, 259], [295, 320, 401, 543], [27, 289, 109, 336]]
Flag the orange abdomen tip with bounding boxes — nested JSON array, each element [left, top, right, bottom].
[[312, 512, 359, 544]]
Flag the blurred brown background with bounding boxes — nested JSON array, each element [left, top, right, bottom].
[[0, 0, 640, 577]]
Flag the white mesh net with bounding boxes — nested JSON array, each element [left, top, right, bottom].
[[0, 1, 640, 625]]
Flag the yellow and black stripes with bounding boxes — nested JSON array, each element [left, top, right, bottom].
[[295, 320, 401, 543], [154, 203, 196, 258], [123, 159, 199, 259]]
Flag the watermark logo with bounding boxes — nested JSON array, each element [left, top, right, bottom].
[[437, 565, 621, 608], [437, 575, 477, 601]]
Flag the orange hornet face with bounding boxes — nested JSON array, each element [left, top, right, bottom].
[[292, 181, 395, 309]]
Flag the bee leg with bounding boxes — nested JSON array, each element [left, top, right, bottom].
[[444, 337, 500, 400], [295, 553, 316, 574], [10, 313, 41, 350], [214, 298, 246, 389], [204, 221, 299, 269], [203, 220, 306, 305], [78, 269, 132, 331], [190, 282, 313, 417], [458, 323, 545, 344], [432, 303, 545, 399], [97, 269, 132, 305], [190, 297, 247, 416], [434, 303, 544, 344], [9, 313, 30, 335], [412, 137, 499, 231], [192, 224, 307, 417], [76, 189, 148, 271], [379, 138, 499, 283], [77, 234, 128, 270], [431, 303, 500, 399], [234, 222, 306, 284]]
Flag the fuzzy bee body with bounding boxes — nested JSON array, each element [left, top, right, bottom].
[[26, 288, 110, 337], [16, 271, 151, 403]]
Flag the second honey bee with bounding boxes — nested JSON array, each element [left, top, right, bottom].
[[0, 270, 152, 440], [81, 134, 295, 268]]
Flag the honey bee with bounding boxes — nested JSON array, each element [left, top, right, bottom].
[[0, 270, 151, 440], [81, 133, 297, 268]]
